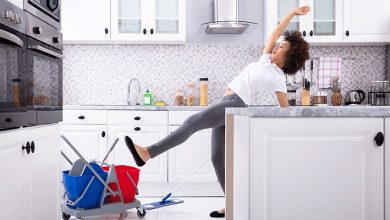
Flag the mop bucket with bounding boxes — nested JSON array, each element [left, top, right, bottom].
[[103, 165, 140, 203], [63, 162, 108, 209]]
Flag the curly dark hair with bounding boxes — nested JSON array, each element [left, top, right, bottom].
[[282, 31, 310, 75]]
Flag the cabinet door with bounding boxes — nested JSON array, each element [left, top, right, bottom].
[[0, 129, 24, 220], [385, 119, 390, 220], [61, 124, 108, 171], [111, 0, 149, 41], [250, 118, 384, 220], [23, 125, 60, 220], [343, 0, 390, 43], [62, 0, 111, 42], [108, 125, 168, 182], [148, 0, 186, 43], [305, 0, 342, 42], [168, 126, 217, 183]]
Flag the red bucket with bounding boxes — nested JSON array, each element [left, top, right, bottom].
[[103, 165, 140, 203]]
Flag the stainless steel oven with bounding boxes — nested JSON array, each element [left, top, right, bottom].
[[26, 12, 63, 126], [0, 1, 36, 130], [24, 0, 60, 29]]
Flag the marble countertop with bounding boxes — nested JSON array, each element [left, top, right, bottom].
[[64, 105, 209, 111], [226, 105, 390, 117]]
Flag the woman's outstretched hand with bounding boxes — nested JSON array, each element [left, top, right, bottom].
[[293, 6, 310, 16]]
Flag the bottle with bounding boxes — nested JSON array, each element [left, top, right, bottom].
[[199, 78, 208, 106], [143, 89, 152, 105], [12, 79, 21, 107], [175, 89, 184, 106], [186, 83, 196, 106], [287, 89, 296, 106]]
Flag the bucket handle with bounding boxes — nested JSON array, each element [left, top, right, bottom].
[[64, 176, 95, 206], [125, 172, 139, 195]]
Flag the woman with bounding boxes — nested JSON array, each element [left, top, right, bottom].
[[125, 6, 310, 218]]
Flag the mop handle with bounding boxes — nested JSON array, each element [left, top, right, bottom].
[[101, 138, 119, 165], [169, 157, 210, 194]]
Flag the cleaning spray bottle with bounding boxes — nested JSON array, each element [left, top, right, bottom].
[[144, 90, 152, 105]]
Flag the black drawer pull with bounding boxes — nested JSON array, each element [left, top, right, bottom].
[[374, 132, 384, 146], [134, 116, 141, 121], [22, 142, 31, 154], [101, 131, 106, 137], [345, 30, 350, 36], [5, 118, 12, 123], [78, 116, 85, 120], [143, 29, 147, 34], [134, 127, 141, 131], [150, 28, 154, 35], [31, 141, 35, 153], [302, 30, 306, 37], [309, 30, 313, 36]]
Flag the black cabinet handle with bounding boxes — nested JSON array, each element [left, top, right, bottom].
[[134, 116, 141, 121], [345, 30, 350, 36], [22, 142, 31, 154], [143, 29, 147, 34], [302, 31, 306, 37], [78, 116, 85, 120], [310, 30, 313, 36], [105, 28, 109, 34], [101, 131, 106, 138], [374, 132, 384, 146], [134, 127, 141, 131], [30, 141, 35, 153], [5, 118, 12, 123], [150, 28, 154, 35]]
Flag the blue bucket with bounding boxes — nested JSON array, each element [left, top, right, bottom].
[[63, 163, 108, 209]]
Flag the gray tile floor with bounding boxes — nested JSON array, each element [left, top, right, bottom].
[[69, 197, 225, 220]]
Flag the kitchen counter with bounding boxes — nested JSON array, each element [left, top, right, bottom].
[[64, 105, 209, 111], [226, 105, 390, 117]]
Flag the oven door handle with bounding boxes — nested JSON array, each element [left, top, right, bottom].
[[28, 45, 64, 59], [0, 29, 24, 47]]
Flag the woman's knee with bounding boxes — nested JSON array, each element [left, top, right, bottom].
[[182, 114, 201, 131]]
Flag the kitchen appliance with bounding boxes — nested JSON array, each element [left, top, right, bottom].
[[26, 12, 63, 125], [199, 0, 257, 34], [0, 1, 36, 130], [24, 0, 61, 29], [345, 89, 365, 105]]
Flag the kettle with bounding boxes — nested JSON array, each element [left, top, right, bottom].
[[345, 89, 365, 104]]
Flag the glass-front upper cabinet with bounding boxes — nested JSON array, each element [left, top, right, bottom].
[[264, 0, 342, 44], [111, 0, 186, 43]]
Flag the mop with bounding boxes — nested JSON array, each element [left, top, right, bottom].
[[142, 157, 211, 210]]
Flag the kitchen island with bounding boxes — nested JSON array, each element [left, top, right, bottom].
[[225, 106, 390, 220]]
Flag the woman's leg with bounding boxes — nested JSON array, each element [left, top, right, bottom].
[[148, 96, 244, 158], [211, 125, 226, 193]]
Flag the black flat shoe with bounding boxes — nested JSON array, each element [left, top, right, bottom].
[[124, 136, 145, 167], [210, 211, 225, 218]]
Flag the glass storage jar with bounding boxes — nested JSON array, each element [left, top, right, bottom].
[[287, 89, 296, 106], [199, 78, 208, 106], [186, 83, 196, 106], [175, 89, 184, 106]]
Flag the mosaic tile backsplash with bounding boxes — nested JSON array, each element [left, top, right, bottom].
[[63, 45, 387, 106]]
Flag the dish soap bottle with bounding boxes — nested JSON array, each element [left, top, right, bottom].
[[144, 90, 152, 105]]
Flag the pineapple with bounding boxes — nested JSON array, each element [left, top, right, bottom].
[[330, 75, 342, 106]]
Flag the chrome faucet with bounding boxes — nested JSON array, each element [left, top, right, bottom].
[[127, 78, 141, 105]]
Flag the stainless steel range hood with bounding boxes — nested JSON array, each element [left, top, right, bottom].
[[200, 0, 257, 34]]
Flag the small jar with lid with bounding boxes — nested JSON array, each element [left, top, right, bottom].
[[175, 89, 184, 106], [287, 89, 296, 106], [199, 78, 208, 106], [186, 83, 197, 106]]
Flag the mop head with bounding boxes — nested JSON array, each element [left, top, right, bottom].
[[142, 198, 184, 210]]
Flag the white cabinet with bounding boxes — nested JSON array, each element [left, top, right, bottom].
[[107, 125, 168, 182], [62, 0, 111, 42], [264, 0, 390, 44], [60, 125, 108, 170], [386, 119, 390, 220], [229, 117, 385, 220], [23, 125, 61, 220], [0, 129, 23, 220], [62, 0, 186, 44], [343, 0, 390, 43], [0, 124, 60, 220]]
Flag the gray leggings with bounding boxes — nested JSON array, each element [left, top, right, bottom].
[[147, 94, 247, 193]]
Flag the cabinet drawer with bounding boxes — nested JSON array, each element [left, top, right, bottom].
[[169, 111, 200, 125], [108, 111, 168, 125], [63, 110, 107, 124]]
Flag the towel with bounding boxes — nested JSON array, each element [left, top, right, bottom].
[[318, 57, 342, 89]]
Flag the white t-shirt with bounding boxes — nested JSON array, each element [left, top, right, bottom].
[[228, 53, 287, 105]]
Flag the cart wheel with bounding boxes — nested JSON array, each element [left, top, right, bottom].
[[137, 208, 146, 217], [62, 212, 71, 220]]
